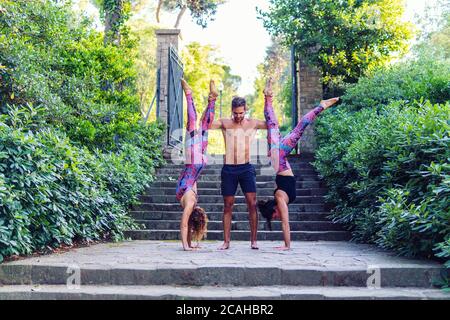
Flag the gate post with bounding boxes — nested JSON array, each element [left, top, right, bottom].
[[155, 29, 181, 157], [296, 60, 322, 153]]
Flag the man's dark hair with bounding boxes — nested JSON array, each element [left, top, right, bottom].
[[231, 96, 246, 109]]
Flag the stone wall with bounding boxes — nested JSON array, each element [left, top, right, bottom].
[[297, 60, 322, 152]]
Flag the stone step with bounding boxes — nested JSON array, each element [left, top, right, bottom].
[[158, 163, 317, 170], [135, 220, 344, 231], [0, 262, 441, 288], [0, 285, 447, 300], [156, 164, 318, 176], [124, 230, 351, 241], [138, 195, 327, 204], [154, 175, 322, 182], [129, 211, 332, 222], [1, 240, 445, 296], [155, 168, 318, 175], [149, 181, 327, 189], [144, 187, 328, 196], [132, 203, 330, 213]]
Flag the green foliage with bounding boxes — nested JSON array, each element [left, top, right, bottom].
[[279, 76, 293, 135], [313, 13, 450, 269], [128, 20, 158, 118], [246, 40, 291, 128], [314, 96, 449, 264], [259, 0, 414, 94], [0, 103, 164, 263], [413, 1, 450, 60], [1, 0, 85, 119], [0, 0, 153, 151], [182, 42, 226, 106], [161, 0, 226, 28], [341, 57, 450, 111], [424, 12, 450, 59], [0, 0, 164, 262], [0, 121, 130, 261], [100, 0, 133, 45]]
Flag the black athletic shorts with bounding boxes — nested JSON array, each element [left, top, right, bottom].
[[274, 175, 296, 204], [221, 163, 257, 196]]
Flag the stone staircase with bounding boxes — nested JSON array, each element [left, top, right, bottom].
[[0, 241, 448, 300], [125, 154, 351, 242], [1, 153, 446, 300]]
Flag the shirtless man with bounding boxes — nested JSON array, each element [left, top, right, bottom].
[[210, 97, 267, 250]]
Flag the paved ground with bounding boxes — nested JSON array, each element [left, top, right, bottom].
[[0, 241, 448, 300], [2, 240, 442, 270]]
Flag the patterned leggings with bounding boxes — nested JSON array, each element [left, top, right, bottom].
[[176, 93, 216, 201], [264, 95, 324, 173]]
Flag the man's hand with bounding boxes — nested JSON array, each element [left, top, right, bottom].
[[320, 97, 340, 110]]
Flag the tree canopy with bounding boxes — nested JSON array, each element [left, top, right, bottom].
[[258, 0, 414, 94], [246, 39, 291, 130], [157, 0, 226, 28]]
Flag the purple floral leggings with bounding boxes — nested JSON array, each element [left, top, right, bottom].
[[264, 95, 325, 173], [176, 93, 216, 201]]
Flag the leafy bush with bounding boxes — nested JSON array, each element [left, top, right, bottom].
[[0, 0, 143, 150], [0, 122, 129, 260], [341, 57, 450, 111], [0, 105, 164, 262], [0, 1, 165, 261], [313, 38, 450, 269], [314, 99, 449, 265]]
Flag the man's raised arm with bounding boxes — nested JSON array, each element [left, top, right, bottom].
[[255, 119, 267, 130], [210, 119, 223, 129]]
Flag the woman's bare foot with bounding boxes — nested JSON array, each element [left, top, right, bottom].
[[218, 242, 230, 250], [183, 246, 194, 251], [275, 246, 290, 251], [320, 97, 340, 110], [209, 80, 219, 100], [264, 78, 273, 96], [181, 78, 192, 95]]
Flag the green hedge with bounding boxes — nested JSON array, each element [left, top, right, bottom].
[[0, 0, 144, 151], [341, 57, 450, 112], [0, 1, 165, 261], [315, 100, 449, 250], [313, 55, 450, 273], [0, 105, 164, 262]]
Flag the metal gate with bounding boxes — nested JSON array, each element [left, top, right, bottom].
[[167, 45, 184, 150]]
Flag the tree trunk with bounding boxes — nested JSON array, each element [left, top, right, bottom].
[[174, 5, 187, 29], [156, 0, 163, 23], [104, 0, 123, 46]]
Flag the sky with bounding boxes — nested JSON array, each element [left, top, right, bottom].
[[76, 0, 444, 96], [177, 0, 272, 96], [177, 0, 443, 95]]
